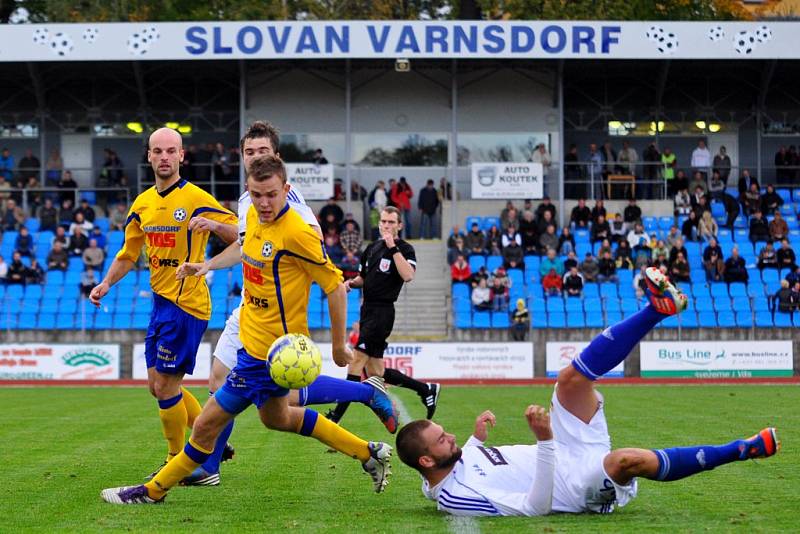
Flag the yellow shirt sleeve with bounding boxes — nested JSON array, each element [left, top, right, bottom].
[[287, 225, 343, 295], [116, 204, 145, 263]]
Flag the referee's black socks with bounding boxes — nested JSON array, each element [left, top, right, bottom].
[[383, 368, 429, 397]]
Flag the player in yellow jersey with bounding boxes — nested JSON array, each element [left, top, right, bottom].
[[90, 128, 237, 475], [101, 155, 392, 505]]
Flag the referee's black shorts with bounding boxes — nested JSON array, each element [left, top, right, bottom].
[[354, 302, 395, 359]]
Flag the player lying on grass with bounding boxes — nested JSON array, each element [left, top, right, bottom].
[[396, 267, 780, 516], [101, 155, 393, 505]]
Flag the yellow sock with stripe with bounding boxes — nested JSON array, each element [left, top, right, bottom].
[[297, 409, 370, 462], [145, 438, 212, 499], [181, 387, 202, 428], [158, 392, 188, 461]]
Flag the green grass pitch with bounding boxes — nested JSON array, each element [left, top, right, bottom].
[[1, 384, 796, 533]]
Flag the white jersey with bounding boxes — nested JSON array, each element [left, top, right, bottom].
[[421, 390, 638, 517]]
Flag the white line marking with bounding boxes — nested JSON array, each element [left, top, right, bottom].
[[389, 391, 482, 534]]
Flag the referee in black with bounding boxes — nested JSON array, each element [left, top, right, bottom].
[[328, 206, 440, 423]]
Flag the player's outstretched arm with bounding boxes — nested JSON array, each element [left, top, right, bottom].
[[472, 410, 496, 442], [176, 239, 242, 279], [343, 275, 363, 291], [326, 283, 354, 367], [89, 258, 135, 307], [522, 405, 555, 516], [188, 216, 239, 244]]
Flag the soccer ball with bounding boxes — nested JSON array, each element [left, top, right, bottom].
[[656, 32, 678, 55], [755, 25, 773, 43], [268, 333, 322, 389], [32, 28, 49, 45], [708, 26, 724, 42], [49, 32, 74, 57], [734, 31, 757, 55], [645, 25, 664, 43], [82, 28, 99, 44]]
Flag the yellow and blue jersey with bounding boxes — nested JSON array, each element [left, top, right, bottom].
[[117, 179, 237, 321], [239, 203, 342, 360]]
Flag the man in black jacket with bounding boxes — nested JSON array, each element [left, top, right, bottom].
[[418, 179, 440, 239], [749, 211, 770, 243]]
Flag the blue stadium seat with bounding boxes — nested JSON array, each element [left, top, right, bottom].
[[695, 297, 714, 312], [697, 311, 717, 327], [777, 188, 792, 204], [454, 311, 471, 329], [680, 311, 698, 328], [617, 269, 633, 285], [715, 297, 733, 312], [473, 311, 491, 328], [658, 216, 674, 230], [747, 282, 765, 297], [774, 312, 794, 328], [604, 298, 621, 312], [620, 298, 638, 313], [483, 217, 501, 232], [24, 285, 43, 300], [735, 311, 753, 327], [527, 284, 544, 299], [575, 243, 592, 258], [717, 228, 732, 241], [731, 297, 751, 312], [307, 312, 322, 329], [754, 311, 773, 327], [486, 255, 503, 272], [55, 314, 75, 329], [37, 313, 56, 329], [465, 216, 482, 231], [574, 229, 590, 242], [585, 313, 604, 328], [761, 269, 779, 284], [584, 298, 602, 313], [94, 217, 110, 233], [582, 283, 599, 298], [452, 282, 470, 301], [548, 312, 566, 328], [46, 270, 64, 285], [660, 315, 679, 328], [132, 313, 150, 329], [717, 311, 735, 327], [567, 311, 585, 328], [5, 285, 24, 300], [600, 284, 617, 299], [468, 255, 485, 272], [692, 283, 710, 298], [111, 313, 132, 329], [794, 189, 800, 203], [491, 312, 510, 328], [779, 204, 794, 216], [765, 280, 781, 296], [507, 268, 524, 288], [509, 285, 526, 303], [606, 311, 623, 324], [729, 283, 747, 297], [18, 313, 37, 329], [643, 216, 657, 232], [546, 297, 565, 313], [710, 283, 728, 298], [528, 297, 546, 313]]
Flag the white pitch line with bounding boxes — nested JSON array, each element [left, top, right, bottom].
[[388, 391, 482, 534]]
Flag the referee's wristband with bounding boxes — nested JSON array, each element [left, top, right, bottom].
[[388, 246, 400, 255]]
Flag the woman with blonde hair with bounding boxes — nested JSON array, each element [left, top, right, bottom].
[[698, 211, 718, 242]]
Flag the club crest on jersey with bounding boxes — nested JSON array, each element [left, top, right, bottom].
[[262, 241, 274, 258], [379, 258, 391, 272], [173, 208, 187, 222]]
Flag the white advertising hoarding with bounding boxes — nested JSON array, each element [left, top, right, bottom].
[[546, 341, 624, 378], [640, 341, 793, 378], [0, 344, 120, 380], [319, 342, 534, 380], [0, 22, 794, 62], [471, 162, 544, 200], [132, 342, 213, 380], [285, 163, 334, 201]]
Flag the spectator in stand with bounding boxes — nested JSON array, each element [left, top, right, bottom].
[[708, 171, 725, 200], [788, 266, 800, 288], [617, 140, 638, 176], [579, 252, 599, 283], [690, 184, 706, 211], [606, 213, 623, 244], [339, 220, 362, 255], [447, 236, 468, 266], [721, 191, 740, 229], [757, 241, 779, 270], [471, 278, 492, 311], [0, 175, 11, 202], [652, 247, 670, 270], [698, 212, 718, 242], [737, 169, 758, 198], [597, 238, 613, 259], [542, 268, 563, 297], [666, 226, 682, 251], [615, 239, 634, 271], [323, 230, 344, 265], [518, 211, 538, 254], [57, 170, 78, 202], [693, 195, 712, 221], [590, 198, 606, 225], [642, 141, 660, 184], [570, 198, 591, 229], [6, 251, 26, 284], [47, 240, 69, 271], [660, 147, 677, 195], [564, 250, 579, 271], [564, 144, 581, 197], [319, 197, 344, 230], [586, 143, 603, 197], [691, 139, 711, 179], [391, 177, 413, 238], [68, 226, 89, 256], [447, 225, 465, 249], [633, 266, 647, 298], [600, 141, 617, 185], [37, 198, 59, 232], [627, 222, 650, 251], [14, 226, 34, 257], [778, 239, 797, 271], [535, 224, 556, 255], [623, 198, 642, 229], [510, 298, 530, 341], [44, 148, 63, 185], [312, 148, 328, 165], [791, 282, 800, 311], [502, 238, 525, 270], [673, 169, 690, 196], [74, 198, 96, 223], [530, 143, 551, 172], [82, 238, 105, 269], [369, 180, 388, 212], [501, 224, 521, 249], [0, 254, 8, 282], [557, 227, 575, 255], [470, 265, 489, 289], [749, 210, 770, 243], [25, 258, 44, 285], [485, 225, 502, 256], [703, 241, 725, 282], [713, 146, 732, 186], [590, 214, 610, 244], [349, 180, 367, 202], [438, 177, 452, 201], [80, 265, 97, 297], [451, 254, 471, 283], [499, 201, 516, 228], [775, 146, 791, 182], [562, 266, 584, 297], [18, 148, 40, 184], [770, 211, 789, 241], [774, 280, 795, 314], [536, 210, 555, 238], [724, 247, 748, 283], [742, 183, 761, 215], [52, 226, 68, 247], [682, 211, 699, 242], [2, 198, 25, 231], [338, 250, 361, 281], [69, 211, 93, 235], [417, 179, 439, 239], [535, 197, 557, 226], [669, 251, 691, 283], [89, 226, 106, 250], [464, 223, 487, 256], [490, 275, 510, 311], [109, 203, 128, 231], [761, 184, 783, 215], [0, 147, 14, 182], [539, 248, 564, 278], [654, 239, 670, 262], [597, 251, 618, 283]]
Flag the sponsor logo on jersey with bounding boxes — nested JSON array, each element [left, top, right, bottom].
[[173, 207, 187, 222], [149, 256, 180, 269], [147, 232, 177, 248], [477, 446, 508, 466], [379, 258, 391, 272], [262, 241, 273, 258], [243, 288, 268, 308]]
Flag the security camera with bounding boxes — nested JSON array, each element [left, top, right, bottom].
[[395, 58, 411, 72]]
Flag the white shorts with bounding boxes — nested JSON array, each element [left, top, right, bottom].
[[550, 388, 638, 514], [213, 306, 243, 371]]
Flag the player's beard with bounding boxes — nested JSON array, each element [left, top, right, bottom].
[[434, 447, 462, 469]]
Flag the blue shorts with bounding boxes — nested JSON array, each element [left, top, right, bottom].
[[144, 293, 208, 375], [215, 348, 289, 414]]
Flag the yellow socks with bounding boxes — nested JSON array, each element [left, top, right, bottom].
[[298, 409, 370, 462], [158, 392, 188, 459], [181, 387, 202, 428], [145, 438, 212, 499]]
